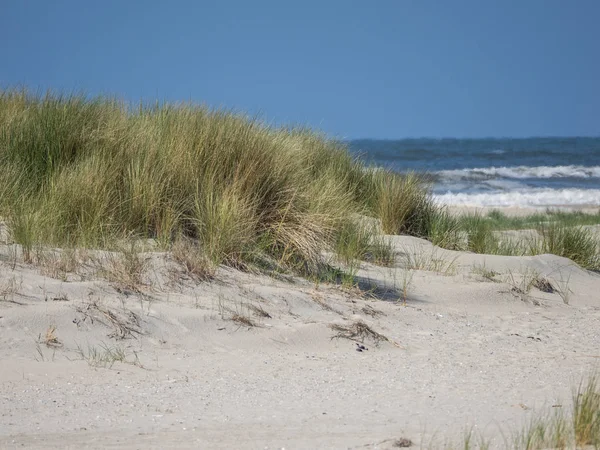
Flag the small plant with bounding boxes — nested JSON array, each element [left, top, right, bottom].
[[33, 325, 62, 362], [554, 272, 572, 305], [217, 294, 261, 328], [366, 233, 396, 266], [550, 407, 570, 450], [340, 269, 359, 290], [7, 206, 39, 263], [374, 171, 431, 236], [434, 374, 599, 450], [191, 183, 259, 267], [102, 241, 149, 292], [75, 342, 136, 368], [334, 220, 395, 267], [460, 428, 491, 450], [486, 209, 506, 222], [35, 248, 82, 281], [426, 207, 463, 250], [573, 375, 600, 447], [401, 246, 458, 275], [535, 223, 600, 271], [511, 414, 553, 450], [471, 263, 500, 282], [0, 275, 22, 303], [504, 268, 541, 298], [460, 213, 499, 254], [399, 269, 414, 304], [171, 237, 215, 281], [334, 220, 372, 266]]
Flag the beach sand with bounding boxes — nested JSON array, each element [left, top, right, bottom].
[[1, 224, 599, 449]]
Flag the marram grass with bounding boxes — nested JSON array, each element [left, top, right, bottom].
[[0, 90, 434, 274], [2, 90, 598, 275]]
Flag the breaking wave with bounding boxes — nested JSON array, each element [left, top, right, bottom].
[[437, 165, 600, 180], [433, 188, 600, 208]]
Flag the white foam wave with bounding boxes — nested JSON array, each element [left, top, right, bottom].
[[433, 188, 600, 208], [438, 165, 600, 180]]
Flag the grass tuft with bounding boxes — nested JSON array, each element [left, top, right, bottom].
[[460, 213, 499, 254], [401, 246, 458, 275], [101, 242, 149, 292], [534, 223, 600, 271], [334, 220, 395, 267], [573, 375, 600, 447], [171, 237, 215, 281]]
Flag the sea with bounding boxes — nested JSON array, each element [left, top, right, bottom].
[[348, 137, 600, 209]]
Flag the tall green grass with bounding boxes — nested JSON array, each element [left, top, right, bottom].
[[534, 223, 600, 271], [455, 212, 600, 270], [3, 90, 597, 274], [0, 89, 436, 275]]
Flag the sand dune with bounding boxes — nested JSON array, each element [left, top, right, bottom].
[[1, 233, 599, 449]]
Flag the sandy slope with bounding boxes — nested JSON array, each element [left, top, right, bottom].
[[1, 234, 599, 449]]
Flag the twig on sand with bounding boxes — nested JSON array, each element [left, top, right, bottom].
[[230, 313, 258, 328], [74, 302, 143, 339], [329, 320, 403, 348]]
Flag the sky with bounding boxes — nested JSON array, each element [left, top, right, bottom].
[[1, 0, 599, 139]]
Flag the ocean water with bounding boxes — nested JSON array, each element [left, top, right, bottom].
[[348, 137, 600, 208]]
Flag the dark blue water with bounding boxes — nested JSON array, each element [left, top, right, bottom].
[[348, 137, 600, 208]]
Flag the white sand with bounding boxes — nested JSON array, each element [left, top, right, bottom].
[[1, 234, 599, 449]]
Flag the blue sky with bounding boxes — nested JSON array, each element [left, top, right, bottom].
[[1, 0, 599, 138]]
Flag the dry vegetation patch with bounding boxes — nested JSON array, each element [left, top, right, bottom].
[[35, 248, 86, 281], [0, 275, 22, 304], [74, 302, 143, 340], [244, 302, 272, 319], [39, 325, 62, 348], [329, 320, 401, 348], [99, 245, 150, 293], [170, 238, 215, 281]]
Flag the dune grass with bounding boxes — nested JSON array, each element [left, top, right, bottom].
[[452, 211, 600, 270], [440, 374, 600, 450], [485, 208, 600, 230], [533, 223, 600, 271], [1, 89, 598, 276], [506, 374, 600, 449], [0, 89, 438, 277]]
